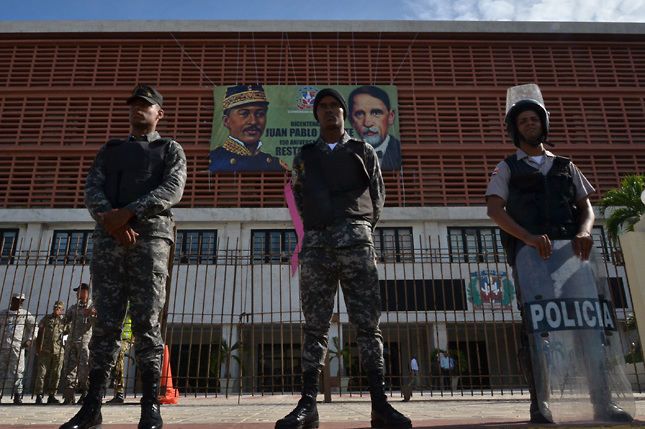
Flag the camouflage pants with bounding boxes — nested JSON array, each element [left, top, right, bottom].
[[63, 340, 91, 393], [0, 345, 24, 397], [90, 236, 170, 380], [35, 348, 64, 395], [299, 245, 384, 373]]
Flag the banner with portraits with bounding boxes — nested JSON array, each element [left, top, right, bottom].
[[209, 85, 401, 172]]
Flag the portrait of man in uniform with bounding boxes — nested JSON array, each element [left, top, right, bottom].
[[348, 85, 401, 171], [209, 84, 289, 172]]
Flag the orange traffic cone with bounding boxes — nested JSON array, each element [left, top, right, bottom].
[[159, 345, 179, 404]]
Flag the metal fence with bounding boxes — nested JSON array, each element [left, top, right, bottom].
[[0, 234, 641, 401]]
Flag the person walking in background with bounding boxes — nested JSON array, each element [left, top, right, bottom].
[[34, 301, 67, 404], [440, 350, 454, 390], [409, 356, 420, 390]]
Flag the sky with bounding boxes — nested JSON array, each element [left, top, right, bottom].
[[2, 0, 645, 22]]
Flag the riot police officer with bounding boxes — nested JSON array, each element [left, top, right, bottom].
[[486, 84, 632, 423]]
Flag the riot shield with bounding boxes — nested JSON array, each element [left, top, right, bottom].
[[517, 240, 635, 423]]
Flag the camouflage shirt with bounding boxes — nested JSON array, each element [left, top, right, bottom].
[[0, 308, 36, 349], [65, 300, 96, 344], [38, 313, 66, 353], [84, 131, 187, 242], [291, 132, 385, 248]]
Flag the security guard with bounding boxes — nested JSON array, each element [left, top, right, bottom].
[[276, 89, 411, 429], [60, 84, 186, 429], [209, 84, 289, 172], [35, 301, 67, 404]]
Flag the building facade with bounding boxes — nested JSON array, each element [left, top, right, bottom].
[[0, 20, 644, 397]]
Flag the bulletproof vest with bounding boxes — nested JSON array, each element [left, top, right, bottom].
[[103, 137, 171, 209], [500, 154, 579, 265], [300, 140, 373, 229]]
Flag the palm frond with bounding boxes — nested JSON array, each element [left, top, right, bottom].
[[597, 174, 645, 238]]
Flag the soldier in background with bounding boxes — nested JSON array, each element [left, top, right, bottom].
[[60, 84, 186, 429], [34, 300, 67, 404], [0, 292, 36, 404], [106, 311, 133, 404], [62, 283, 96, 405]]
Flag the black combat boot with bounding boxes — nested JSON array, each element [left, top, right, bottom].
[[35, 394, 44, 405], [62, 389, 75, 405], [106, 392, 124, 404], [59, 369, 106, 429], [275, 369, 320, 429], [47, 394, 61, 404], [139, 370, 163, 429], [518, 346, 552, 423], [13, 393, 22, 404], [590, 377, 633, 422], [367, 368, 412, 429]]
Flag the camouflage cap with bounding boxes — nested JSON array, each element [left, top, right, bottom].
[[54, 301, 65, 309], [11, 292, 25, 300]]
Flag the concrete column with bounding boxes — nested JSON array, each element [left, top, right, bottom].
[[620, 213, 645, 355], [224, 222, 242, 249], [433, 323, 448, 350], [23, 223, 44, 252]]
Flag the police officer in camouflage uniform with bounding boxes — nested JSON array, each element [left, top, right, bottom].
[[61, 84, 186, 429], [35, 301, 67, 404], [276, 89, 411, 429], [0, 292, 36, 404], [62, 283, 96, 405]]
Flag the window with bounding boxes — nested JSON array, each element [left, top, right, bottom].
[[448, 227, 505, 263], [448, 226, 608, 264], [374, 227, 413, 262], [50, 231, 93, 264], [380, 279, 467, 311], [251, 230, 297, 264], [0, 229, 19, 265], [175, 230, 217, 264]]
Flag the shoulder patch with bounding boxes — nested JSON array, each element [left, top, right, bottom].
[[291, 169, 298, 188]]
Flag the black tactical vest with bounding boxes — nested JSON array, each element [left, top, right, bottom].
[[300, 140, 374, 229], [103, 137, 171, 210], [501, 154, 579, 265]]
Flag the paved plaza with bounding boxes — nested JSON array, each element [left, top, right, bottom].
[[1, 392, 645, 428]]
